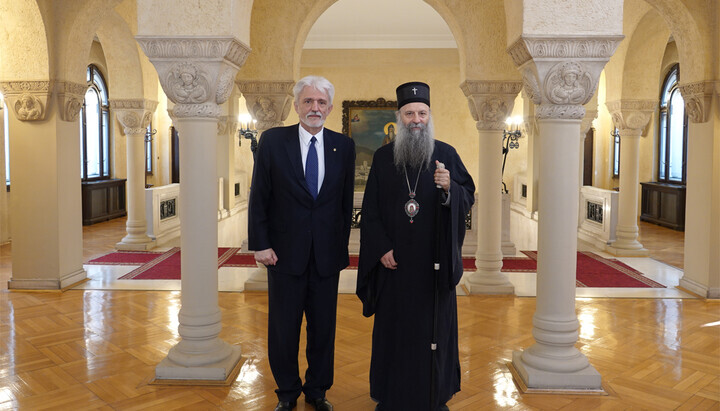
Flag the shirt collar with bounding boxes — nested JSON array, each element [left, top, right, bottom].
[[298, 125, 323, 147]]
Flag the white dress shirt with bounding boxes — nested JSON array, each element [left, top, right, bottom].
[[298, 126, 325, 192]]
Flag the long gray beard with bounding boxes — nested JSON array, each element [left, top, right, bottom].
[[393, 115, 435, 171]]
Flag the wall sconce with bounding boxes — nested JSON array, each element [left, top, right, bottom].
[[238, 113, 258, 160], [502, 116, 523, 193]]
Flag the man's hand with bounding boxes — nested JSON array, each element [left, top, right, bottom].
[[254, 248, 278, 266], [434, 160, 450, 193], [380, 250, 397, 270]]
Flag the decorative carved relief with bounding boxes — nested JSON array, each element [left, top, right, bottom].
[[679, 81, 716, 124], [460, 80, 522, 130], [605, 100, 656, 133], [0, 81, 51, 121], [166, 62, 209, 104], [111, 99, 158, 136], [545, 61, 593, 105], [507, 36, 624, 67], [15, 94, 43, 120], [537, 104, 586, 119], [136, 37, 250, 68], [237, 81, 295, 131], [136, 37, 251, 119], [55, 81, 86, 122], [507, 36, 623, 120]]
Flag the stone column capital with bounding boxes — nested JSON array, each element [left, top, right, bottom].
[[0, 80, 52, 121], [236, 80, 295, 131], [55, 81, 86, 122], [110, 99, 159, 136], [580, 109, 598, 136], [507, 35, 624, 120], [136, 36, 251, 119], [217, 115, 239, 137], [460, 80, 523, 131], [605, 99, 656, 136], [679, 80, 718, 124]]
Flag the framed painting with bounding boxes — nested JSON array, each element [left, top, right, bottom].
[[342, 98, 397, 190]]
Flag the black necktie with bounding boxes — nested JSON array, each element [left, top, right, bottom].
[[306, 136, 318, 199]]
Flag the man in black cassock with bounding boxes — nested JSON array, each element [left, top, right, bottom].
[[356, 81, 475, 410]]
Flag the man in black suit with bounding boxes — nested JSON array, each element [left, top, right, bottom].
[[248, 76, 355, 411]]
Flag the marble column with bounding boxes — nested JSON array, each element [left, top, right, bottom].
[[678, 80, 720, 298], [0, 99, 9, 243], [236, 80, 294, 291], [136, 36, 250, 381], [1, 80, 87, 289], [216, 114, 238, 218], [461, 80, 521, 294], [605, 100, 655, 256], [112, 100, 158, 250], [508, 35, 622, 390]]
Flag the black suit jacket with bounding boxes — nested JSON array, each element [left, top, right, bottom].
[[248, 124, 356, 277]]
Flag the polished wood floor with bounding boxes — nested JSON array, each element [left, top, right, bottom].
[[0, 219, 717, 410]]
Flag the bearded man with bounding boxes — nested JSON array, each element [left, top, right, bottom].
[[356, 81, 475, 411]]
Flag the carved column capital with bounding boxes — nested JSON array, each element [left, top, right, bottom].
[[110, 99, 158, 135], [217, 115, 239, 137], [236, 80, 294, 131], [55, 81, 86, 122], [460, 80, 523, 131], [136, 36, 251, 119], [507, 35, 624, 120], [679, 80, 718, 124], [606, 99, 656, 137], [0, 80, 52, 121], [581, 109, 598, 136]]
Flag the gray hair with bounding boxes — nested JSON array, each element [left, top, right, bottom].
[[293, 75, 335, 105]]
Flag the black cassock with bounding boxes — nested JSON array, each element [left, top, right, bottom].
[[357, 141, 475, 410]]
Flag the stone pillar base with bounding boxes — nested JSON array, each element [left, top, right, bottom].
[[466, 282, 515, 295], [244, 267, 268, 291], [502, 242, 517, 256], [511, 350, 602, 390], [116, 239, 157, 251], [155, 344, 242, 382], [605, 245, 649, 257]]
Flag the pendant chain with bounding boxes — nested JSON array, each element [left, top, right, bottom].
[[404, 165, 421, 199]]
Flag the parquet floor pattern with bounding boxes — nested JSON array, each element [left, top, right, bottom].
[[0, 218, 716, 410]]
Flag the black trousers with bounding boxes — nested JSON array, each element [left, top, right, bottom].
[[267, 255, 340, 402]]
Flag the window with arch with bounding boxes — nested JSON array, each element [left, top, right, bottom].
[[657, 64, 687, 183], [80, 64, 110, 181], [612, 127, 620, 178]]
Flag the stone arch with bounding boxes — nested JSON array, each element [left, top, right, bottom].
[[49, 0, 123, 85], [96, 11, 146, 99], [427, 0, 519, 81], [643, 0, 706, 84], [620, 8, 671, 100], [0, 0, 49, 80]]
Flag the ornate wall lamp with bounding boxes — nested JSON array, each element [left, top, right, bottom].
[[502, 116, 523, 193], [238, 113, 258, 160]]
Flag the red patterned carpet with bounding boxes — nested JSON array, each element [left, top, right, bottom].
[[88, 249, 664, 288]]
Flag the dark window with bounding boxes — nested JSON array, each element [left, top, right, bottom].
[[657, 64, 687, 183], [80, 65, 110, 181]]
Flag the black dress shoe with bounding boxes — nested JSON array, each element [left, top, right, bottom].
[[305, 397, 333, 411], [274, 400, 296, 411]]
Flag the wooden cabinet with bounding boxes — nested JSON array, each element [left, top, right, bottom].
[[640, 182, 686, 231], [81, 179, 127, 225]]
